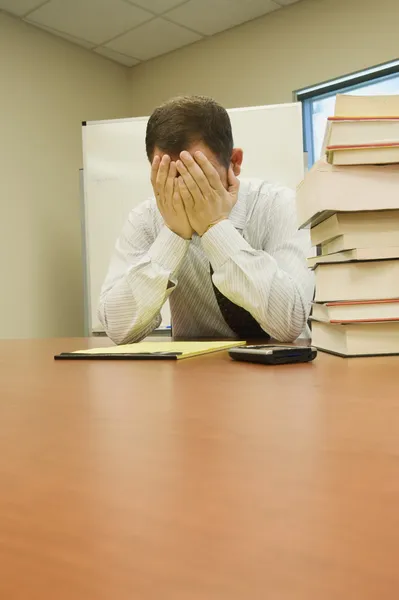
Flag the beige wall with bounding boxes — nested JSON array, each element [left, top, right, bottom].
[[2, 0, 399, 338], [129, 0, 399, 115], [0, 13, 130, 338]]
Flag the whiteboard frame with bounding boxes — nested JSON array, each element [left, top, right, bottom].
[[79, 168, 90, 336]]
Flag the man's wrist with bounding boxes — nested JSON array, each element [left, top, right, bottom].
[[165, 223, 193, 240], [201, 219, 253, 269], [149, 225, 190, 272], [200, 217, 228, 237]]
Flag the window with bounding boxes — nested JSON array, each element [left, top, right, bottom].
[[296, 60, 399, 168]]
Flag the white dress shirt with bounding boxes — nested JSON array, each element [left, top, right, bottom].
[[98, 178, 314, 344]]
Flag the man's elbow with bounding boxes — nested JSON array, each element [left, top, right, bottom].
[[263, 298, 309, 342], [108, 328, 137, 346], [97, 303, 138, 345], [101, 321, 147, 346], [271, 319, 305, 343], [98, 302, 159, 346]]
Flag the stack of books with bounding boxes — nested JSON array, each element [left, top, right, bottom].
[[323, 94, 399, 165], [297, 94, 399, 357]]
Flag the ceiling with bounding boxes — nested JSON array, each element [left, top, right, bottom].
[[0, 0, 304, 67]]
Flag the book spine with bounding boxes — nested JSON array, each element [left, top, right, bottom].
[[329, 116, 399, 121], [327, 142, 399, 150], [329, 318, 399, 323]]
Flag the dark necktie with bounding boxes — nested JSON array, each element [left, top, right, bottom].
[[210, 266, 270, 340]]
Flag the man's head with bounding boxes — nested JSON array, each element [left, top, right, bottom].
[[145, 95, 243, 188]]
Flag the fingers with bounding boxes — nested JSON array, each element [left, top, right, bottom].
[[165, 160, 177, 201], [227, 165, 240, 192], [177, 151, 211, 196], [176, 156, 202, 202], [178, 177, 195, 210], [169, 161, 177, 178], [155, 154, 171, 199], [172, 178, 182, 212], [193, 151, 224, 190], [151, 155, 161, 189]]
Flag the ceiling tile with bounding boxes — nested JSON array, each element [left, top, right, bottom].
[[106, 17, 202, 61], [165, 0, 280, 36], [95, 46, 140, 67], [0, 0, 46, 16], [25, 0, 153, 45], [32, 23, 96, 48], [126, 0, 188, 14]]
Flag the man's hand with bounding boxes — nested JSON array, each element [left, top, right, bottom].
[[151, 154, 193, 240], [176, 151, 240, 236]]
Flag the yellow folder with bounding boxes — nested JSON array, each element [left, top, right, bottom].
[[55, 340, 246, 361]]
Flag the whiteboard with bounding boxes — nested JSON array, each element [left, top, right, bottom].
[[82, 103, 304, 333]]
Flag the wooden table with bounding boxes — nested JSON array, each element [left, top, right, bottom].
[[1, 338, 399, 600]]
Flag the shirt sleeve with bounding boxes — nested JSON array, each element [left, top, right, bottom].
[[98, 205, 190, 344], [200, 187, 314, 342]]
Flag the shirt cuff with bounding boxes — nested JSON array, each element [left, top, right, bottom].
[[201, 219, 254, 270], [148, 225, 190, 273]]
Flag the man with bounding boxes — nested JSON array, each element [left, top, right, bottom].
[[98, 96, 314, 344]]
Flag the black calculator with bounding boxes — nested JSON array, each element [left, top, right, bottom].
[[229, 345, 317, 365]]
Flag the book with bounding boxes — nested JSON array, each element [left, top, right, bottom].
[[326, 143, 399, 166], [314, 259, 399, 302], [312, 320, 399, 357], [310, 210, 399, 246], [55, 340, 246, 360], [320, 231, 399, 255], [334, 94, 399, 118], [323, 94, 399, 165], [307, 246, 399, 268], [324, 117, 399, 149], [312, 299, 399, 323], [296, 160, 399, 229]]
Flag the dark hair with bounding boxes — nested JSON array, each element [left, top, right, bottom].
[[145, 95, 234, 169]]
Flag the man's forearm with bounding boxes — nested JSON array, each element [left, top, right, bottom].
[[99, 226, 190, 344], [201, 220, 314, 341]]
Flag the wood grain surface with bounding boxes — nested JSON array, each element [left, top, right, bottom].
[[0, 338, 399, 600]]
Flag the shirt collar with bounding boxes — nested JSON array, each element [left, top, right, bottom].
[[228, 182, 247, 230]]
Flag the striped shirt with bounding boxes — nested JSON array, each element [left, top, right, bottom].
[[98, 178, 314, 344]]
